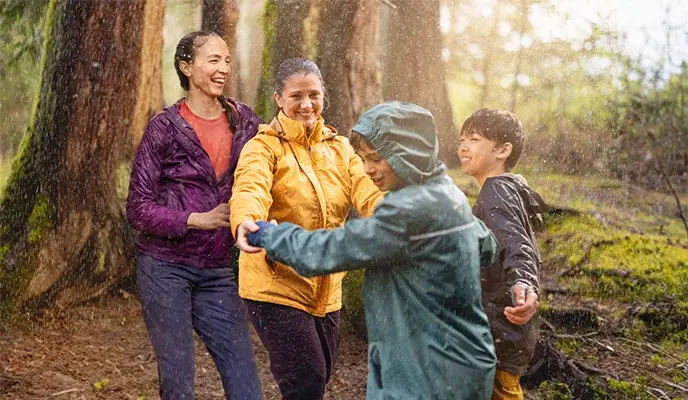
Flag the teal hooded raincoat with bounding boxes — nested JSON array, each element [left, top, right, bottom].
[[255, 102, 498, 399]]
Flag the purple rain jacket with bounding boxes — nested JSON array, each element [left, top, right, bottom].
[[126, 98, 263, 268]]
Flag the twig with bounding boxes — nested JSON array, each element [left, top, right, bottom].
[[646, 386, 671, 400], [546, 331, 599, 339], [51, 388, 82, 397], [656, 377, 688, 394], [378, 0, 397, 10], [618, 338, 684, 362]]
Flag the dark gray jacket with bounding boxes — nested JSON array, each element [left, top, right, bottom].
[[473, 173, 541, 375]]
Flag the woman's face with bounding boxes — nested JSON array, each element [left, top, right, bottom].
[[274, 73, 324, 128], [181, 36, 230, 98]]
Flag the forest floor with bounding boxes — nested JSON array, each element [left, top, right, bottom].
[[2, 168, 688, 399], [0, 294, 367, 400]]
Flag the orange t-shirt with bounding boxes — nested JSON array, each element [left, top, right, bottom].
[[180, 101, 234, 178]]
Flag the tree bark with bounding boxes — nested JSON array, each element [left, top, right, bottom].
[[509, 0, 530, 114], [255, 0, 311, 120], [381, 0, 459, 164], [0, 0, 162, 317], [202, 0, 240, 98], [479, 0, 502, 108], [317, 0, 380, 136]]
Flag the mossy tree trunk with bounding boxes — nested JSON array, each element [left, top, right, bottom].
[[317, 0, 380, 137], [381, 0, 459, 165], [255, 0, 311, 120], [202, 0, 240, 98], [0, 0, 163, 318]]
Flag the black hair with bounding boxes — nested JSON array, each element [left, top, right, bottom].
[[174, 30, 238, 131], [460, 108, 525, 171], [274, 57, 327, 106]]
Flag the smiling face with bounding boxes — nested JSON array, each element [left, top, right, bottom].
[[274, 73, 324, 129], [355, 139, 402, 192], [179, 36, 230, 98], [458, 130, 511, 185]]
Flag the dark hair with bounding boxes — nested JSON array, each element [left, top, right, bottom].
[[460, 108, 525, 171], [274, 57, 327, 99], [349, 131, 373, 152], [174, 30, 238, 131]]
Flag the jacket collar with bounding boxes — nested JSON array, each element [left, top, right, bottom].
[[261, 111, 336, 147]]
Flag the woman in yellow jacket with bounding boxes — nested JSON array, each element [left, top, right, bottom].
[[230, 58, 383, 400]]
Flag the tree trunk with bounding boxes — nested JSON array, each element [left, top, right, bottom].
[[509, 0, 530, 114], [0, 0, 162, 318], [381, 0, 459, 165], [479, 0, 502, 108], [255, 0, 311, 120], [202, 0, 240, 98], [317, 0, 380, 137]]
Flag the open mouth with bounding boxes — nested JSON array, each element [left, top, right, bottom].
[[211, 77, 226, 86]]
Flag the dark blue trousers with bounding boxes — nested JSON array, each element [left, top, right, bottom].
[[136, 253, 263, 399]]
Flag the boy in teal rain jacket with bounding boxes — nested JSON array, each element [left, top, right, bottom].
[[240, 102, 498, 399]]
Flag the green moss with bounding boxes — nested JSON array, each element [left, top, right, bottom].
[[116, 162, 131, 201], [27, 194, 52, 245], [537, 381, 573, 400], [595, 378, 651, 400], [554, 337, 583, 356]]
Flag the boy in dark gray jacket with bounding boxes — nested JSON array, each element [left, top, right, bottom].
[[459, 108, 544, 400]]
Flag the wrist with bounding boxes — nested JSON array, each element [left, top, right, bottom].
[[187, 213, 202, 229]]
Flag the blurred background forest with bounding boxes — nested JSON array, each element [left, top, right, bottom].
[[1, 0, 688, 399], [2, 0, 687, 190]]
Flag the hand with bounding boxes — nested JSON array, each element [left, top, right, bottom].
[[187, 203, 231, 230], [504, 284, 539, 326], [236, 219, 277, 253]]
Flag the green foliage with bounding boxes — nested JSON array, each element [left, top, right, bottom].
[[445, 0, 687, 185], [0, 0, 49, 69], [607, 61, 688, 188], [341, 269, 366, 337]]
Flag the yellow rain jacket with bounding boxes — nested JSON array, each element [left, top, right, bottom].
[[230, 112, 383, 316]]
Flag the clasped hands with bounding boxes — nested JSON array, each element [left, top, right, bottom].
[[235, 219, 278, 253]]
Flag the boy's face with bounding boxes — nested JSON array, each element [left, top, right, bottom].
[[356, 141, 402, 192], [458, 130, 508, 179]]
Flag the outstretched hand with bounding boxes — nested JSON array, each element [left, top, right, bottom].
[[504, 284, 539, 326]]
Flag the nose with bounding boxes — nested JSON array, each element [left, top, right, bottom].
[[300, 98, 312, 110], [363, 161, 375, 176], [458, 142, 468, 154]]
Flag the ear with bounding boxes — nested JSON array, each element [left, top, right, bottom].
[[496, 142, 513, 161], [179, 60, 192, 78], [273, 91, 283, 109]]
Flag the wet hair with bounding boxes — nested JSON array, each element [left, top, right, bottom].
[[274, 57, 327, 102], [174, 30, 238, 131], [460, 108, 525, 171], [349, 131, 374, 152]]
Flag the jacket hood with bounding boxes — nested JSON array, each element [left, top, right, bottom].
[[352, 101, 446, 185]]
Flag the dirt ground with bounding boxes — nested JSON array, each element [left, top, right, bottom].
[[0, 293, 368, 400], [3, 285, 687, 399]]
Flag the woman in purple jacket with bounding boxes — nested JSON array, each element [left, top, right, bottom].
[[126, 30, 263, 400]]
